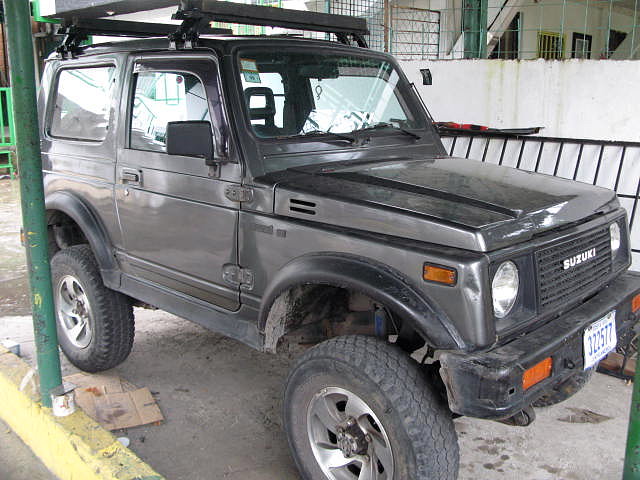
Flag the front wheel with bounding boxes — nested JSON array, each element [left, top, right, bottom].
[[284, 335, 459, 480]]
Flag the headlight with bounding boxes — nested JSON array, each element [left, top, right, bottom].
[[492, 261, 519, 318], [610, 222, 621, 254]]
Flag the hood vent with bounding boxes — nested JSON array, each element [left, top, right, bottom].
[[289, 198, 316, 215]]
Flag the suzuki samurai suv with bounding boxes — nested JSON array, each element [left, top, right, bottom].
[[40, 32, 640, 480]]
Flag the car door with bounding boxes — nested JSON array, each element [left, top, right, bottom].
[[115, 54, 241, 311]]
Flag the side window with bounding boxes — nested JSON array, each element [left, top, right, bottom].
[[49, 66, 116, 141], [130, 71, 212, 152]]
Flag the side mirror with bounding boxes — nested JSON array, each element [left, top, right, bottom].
[[166, 121, 215, 166], [420, 68, 432, 86]]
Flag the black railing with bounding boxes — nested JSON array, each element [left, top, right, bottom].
[[439, 130, 640, 269]]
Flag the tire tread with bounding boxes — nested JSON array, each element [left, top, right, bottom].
[[52, 245, 134, 372], [287, 335, 459, 479]]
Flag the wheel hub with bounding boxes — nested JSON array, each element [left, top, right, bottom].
[[336, 417, 369, 457], [56, 275, 93, 349], [307, 386, 394, 479], [73, 299, 84, 317]]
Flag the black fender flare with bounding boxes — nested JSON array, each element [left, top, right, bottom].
[[45, 191, 120, 287], [259, 253, 465, 351]]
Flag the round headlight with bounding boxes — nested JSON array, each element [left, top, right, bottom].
[[610, 223, 621, 254], [492, 261, 519, 318]]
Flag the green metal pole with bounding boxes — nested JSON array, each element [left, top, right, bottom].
[[463, 0, 487, 58], [462, 0, 478, 58], [624, 337, 640, 479], [478, 0, 488, 59], [4, 0, 62, 408]]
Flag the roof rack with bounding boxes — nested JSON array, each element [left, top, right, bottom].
[[48, 0, 369, 55], [56, 18, 232, 55]]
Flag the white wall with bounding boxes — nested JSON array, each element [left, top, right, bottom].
[[403, 58, 640, 142]]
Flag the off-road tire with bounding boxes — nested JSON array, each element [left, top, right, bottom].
[[532, 368, 595, 408], [284, 335, 459, 480], [51, 245, 134, 372]]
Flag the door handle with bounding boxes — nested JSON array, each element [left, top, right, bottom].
[[120, 168, 141, 186]]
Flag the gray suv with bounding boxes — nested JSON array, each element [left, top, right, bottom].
[[40, 33, 639, 480]]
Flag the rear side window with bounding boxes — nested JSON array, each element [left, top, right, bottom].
[[49, 66, 116, 141], [129, 71, 212, 153]]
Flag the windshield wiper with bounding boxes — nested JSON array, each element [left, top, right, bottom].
[[297, 129, 357, 144], [351, 122, 421, 140]]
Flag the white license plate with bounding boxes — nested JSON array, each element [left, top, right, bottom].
[[583, 310, 617, 370]]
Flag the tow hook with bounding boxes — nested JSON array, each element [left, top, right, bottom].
[[496, 406, 536, 427]]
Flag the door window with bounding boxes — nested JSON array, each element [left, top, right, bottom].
[[50, 65, 116, 141], [130, 71, 212, 152]]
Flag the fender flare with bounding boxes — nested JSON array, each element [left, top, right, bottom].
[[45, 191, 119, 286], [259, 253, 465, 351]]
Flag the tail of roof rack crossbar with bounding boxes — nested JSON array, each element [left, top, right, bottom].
[[49, 0, 370, 55]]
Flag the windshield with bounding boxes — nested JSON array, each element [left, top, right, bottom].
[[238, 50, 425, 139]]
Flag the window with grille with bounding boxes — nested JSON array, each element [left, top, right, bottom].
[[537, 32, 563, 59], [490, 13, 521, 59], [571, 32, 592, 59]]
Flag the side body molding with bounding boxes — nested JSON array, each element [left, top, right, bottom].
[[259, 253, 465, 352], [45, 191, 120, 288]]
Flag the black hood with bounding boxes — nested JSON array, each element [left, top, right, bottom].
[[270, 157, 618, 251]]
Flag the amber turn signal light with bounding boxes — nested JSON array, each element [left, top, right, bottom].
[[522, 357, 553, 390], [423, 264, 457, 286], [632, 294, 640, 314]]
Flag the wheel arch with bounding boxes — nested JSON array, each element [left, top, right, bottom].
[[259, 253, 465, 352], [45, 191, 120, 288]]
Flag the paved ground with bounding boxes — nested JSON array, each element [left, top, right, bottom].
[[0, 179, 634, 479], [1, 312, 633, 480], [0, 417, 56, 480]]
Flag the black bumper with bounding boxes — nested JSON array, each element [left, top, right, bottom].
[[439, 272, 640, 420]]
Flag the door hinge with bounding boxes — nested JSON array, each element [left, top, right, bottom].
[[224, 185, 254, 203], [222, 264, 254, 290]]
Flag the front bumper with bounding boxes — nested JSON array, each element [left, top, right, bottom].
[[439, 272, 640, 420]]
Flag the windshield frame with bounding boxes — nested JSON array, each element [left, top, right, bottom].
[[233, 45, 434, 145]]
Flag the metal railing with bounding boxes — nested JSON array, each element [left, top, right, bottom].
[[0, 88, 16, 179], [294, 0, 639, 60], [0, 88, 16, 148], [389, 4, 440, 60], [440, 0, 640, 59], [439, 130, 640, 269], [313, 0, 639, 60]]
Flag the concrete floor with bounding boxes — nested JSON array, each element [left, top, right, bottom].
[[0, 179, 634, 479], [0, 418, 56, 480]]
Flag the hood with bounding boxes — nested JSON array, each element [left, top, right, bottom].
[[270, 157, 618, 252]]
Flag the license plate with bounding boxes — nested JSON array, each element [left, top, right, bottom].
[[583, 310, 617, 370]]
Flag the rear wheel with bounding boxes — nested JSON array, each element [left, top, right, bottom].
[[284, 335, 459, 480], [51, 245, 134, 372]]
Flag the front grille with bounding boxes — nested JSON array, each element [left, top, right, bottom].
[[536, 225, 612, 311]]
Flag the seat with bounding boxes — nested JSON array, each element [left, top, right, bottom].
[[244, 87, 279, 137]]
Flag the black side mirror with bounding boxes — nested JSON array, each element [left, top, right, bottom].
[[420, 68, 432, 86], [166, 121, 215, 166]]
